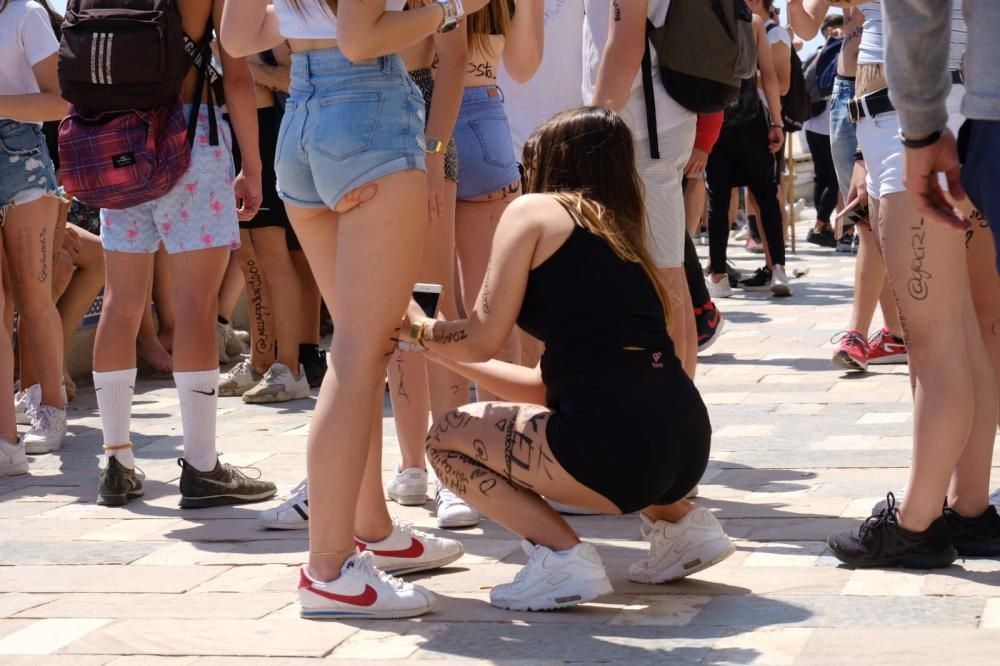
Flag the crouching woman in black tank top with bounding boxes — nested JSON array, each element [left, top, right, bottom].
[[399, 107, 734, 613]]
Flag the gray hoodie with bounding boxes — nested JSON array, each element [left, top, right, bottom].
[[884, 0, 1000, 137]]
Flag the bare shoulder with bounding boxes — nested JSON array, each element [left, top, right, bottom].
[[500, 194, 575, 234]]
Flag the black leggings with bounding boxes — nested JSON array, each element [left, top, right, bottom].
[[684, 232, 710, 308], [805, 130, 839, 224], [706, 113, 786, 274]]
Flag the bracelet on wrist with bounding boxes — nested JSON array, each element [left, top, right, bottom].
[[854, 150, 864, 162], [770, 122, 783, 129], [899, 129, 943, 149]]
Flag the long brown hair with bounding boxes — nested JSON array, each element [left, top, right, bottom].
[[466, 0, 511, 58], [522, 107, 672, 326]]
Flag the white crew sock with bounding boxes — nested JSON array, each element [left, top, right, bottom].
[[93, 368, 137, 469], [174, 369, 220, 472]]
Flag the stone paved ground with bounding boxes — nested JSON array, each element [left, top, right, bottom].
[[2, 226, 999, 665]]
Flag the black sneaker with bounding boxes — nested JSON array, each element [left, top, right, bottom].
[[300, 346, 327, 389], [836, 233, 855, 253], [97, 456, 144, 507], [807, 228, 837, 248], [828, 493, 956, 569], [944, 505, 1000, 556], [738, 267, 772, 291], [178, 457, 277, 509]]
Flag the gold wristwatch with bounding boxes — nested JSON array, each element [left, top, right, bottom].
[[425, 137, 447, 155]]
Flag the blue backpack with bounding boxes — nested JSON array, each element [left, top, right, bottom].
[[803, 37, 843, 119]]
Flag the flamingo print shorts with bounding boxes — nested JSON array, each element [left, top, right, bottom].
[[100, 105, 241, 255]]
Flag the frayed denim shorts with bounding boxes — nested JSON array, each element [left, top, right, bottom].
[[453, 86, 520, 200], [0, 120, 58, 214], [275, 48, 426, 211]]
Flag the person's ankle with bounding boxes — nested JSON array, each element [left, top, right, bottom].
[[896, 505, 937, 534], [947, 494, 989, 520]]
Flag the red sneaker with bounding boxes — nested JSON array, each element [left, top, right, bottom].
[[868, 328, 908, 365], [832, 330, 869, 372]]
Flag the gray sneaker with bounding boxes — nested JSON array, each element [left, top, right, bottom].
[[24, 405, 67, 454], [243, 362, 310, 404], [178, 457, 277, 509], [219, 359, 263, 397]]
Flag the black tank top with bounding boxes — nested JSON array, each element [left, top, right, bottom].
[[516, 223, 675, 383]]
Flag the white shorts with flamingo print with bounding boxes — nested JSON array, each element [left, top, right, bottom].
[[99, 105, 241, 255]]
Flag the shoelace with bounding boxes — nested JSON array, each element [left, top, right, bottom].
[[859, 492, 899, 539], [437, 487, 466, 509], [830, 330, 868, 350], [392, 516, 436, 542], [288, 479, 308, 498], [214, 454, 265, 481], [227, 358, 253, 378], [354, 551, 407, 591]]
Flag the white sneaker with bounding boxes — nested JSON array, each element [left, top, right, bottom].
[[242, 363, 310, 404], [226, 327, 248, 359], [386, 467, 428, 506], [490, 540, 613, 611], [686, 485, 700, 499], [299, 551, 435, 620], [771, 265, 792, 298], [15, 384, 40, 426], [545, 499, 601, 515], [219, 359, 264, 397], [216, 321, 233, 364], [706, 276, 733, 299], [629, 507, 735, 584], [436, 487, 480, 528], [258, 479, 309, 530], [23, 405, 67, 455], [357, 517, 463, 575], [0, 439, 28, 477], [733, 225, 750, 241]]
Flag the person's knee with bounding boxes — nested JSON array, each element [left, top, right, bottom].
[[171, 289, 217, 325]]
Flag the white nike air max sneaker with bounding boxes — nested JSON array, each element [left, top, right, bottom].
[[299, 551, 435, 620], [629, 507, 735, 584], [258, 479, 309, 530], [356, 517, 463, 576], [242, 362, 310, 404], [219, 358, 263, 397], [490, 540, 613, 611], [386, 467, 428, 506]]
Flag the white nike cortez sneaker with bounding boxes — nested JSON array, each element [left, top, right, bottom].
[[629, 507, 735, 584], [490, 540, 613, 611], [258, 479, 309, 530], [299, 551, 435, 620], [386, 467, 428, 506], [356, 517, 463, 576], [436, 486, 480, 528]]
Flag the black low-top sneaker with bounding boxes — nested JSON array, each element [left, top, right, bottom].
[[178, 457, 277, 509], [738, 267, 772, 291], [97, 457, 145, 506], [300, 346, 327, 389], [944, 505, 1000, 556], [828, 493, 956, 569]]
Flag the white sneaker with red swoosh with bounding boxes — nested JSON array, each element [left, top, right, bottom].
[[356, 517, 464, 576], [299, 551, 435, 620]]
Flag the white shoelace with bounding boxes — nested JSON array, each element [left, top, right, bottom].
[[353, 551, 407, 591]]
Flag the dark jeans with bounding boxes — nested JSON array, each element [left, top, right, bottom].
[[960, 119, 1000, 274], [684, 232, 710, 307], [706, 112, 786, 274], [805, 130, 839, 224]]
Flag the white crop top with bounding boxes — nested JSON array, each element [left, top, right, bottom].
[[858, 1, 965, 69], [273, 0, 408, 40]]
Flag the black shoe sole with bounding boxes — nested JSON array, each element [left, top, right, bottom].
[[179, 490, 277, 509], [833, 546, 957, 569], [97, 490, 144, 507], [955, 540, 1000, 557]]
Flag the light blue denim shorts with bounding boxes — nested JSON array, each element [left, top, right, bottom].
[[275, 48, 426, 210], [0, 120, 58, 214], [453, 86, 520, 200]]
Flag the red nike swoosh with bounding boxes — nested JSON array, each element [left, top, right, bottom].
[[299, 570, 378, 606], [356, 536, 425, 559]]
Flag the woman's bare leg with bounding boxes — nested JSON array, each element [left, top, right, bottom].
[[136, 269, 173, 374], [233, 230, 276, 373], [218, 250, 246, 324], [292, 249, 322, 345], [0, 234, 18, 444], [426, 402, 621, 551], [153, 246, 176, 353], [250, 226, 301, 370], [961, 205, 1000, 425], [95, 252, 154, 373], [287, 170, 428, 581], [57, 227, 106, 387]]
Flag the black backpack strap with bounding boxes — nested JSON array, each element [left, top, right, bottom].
[[185, 21, 220, 147], [641, 19, 660, 160]]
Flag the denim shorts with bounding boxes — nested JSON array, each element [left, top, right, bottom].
[[453, 86, 520, 200], [276, 48, 426, 210], [829, 76, 858, 198], [0, 120, 58, 214], [960, 119, 1000, 275]]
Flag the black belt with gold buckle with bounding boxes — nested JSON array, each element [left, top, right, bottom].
[[848, 88, 894, 123]]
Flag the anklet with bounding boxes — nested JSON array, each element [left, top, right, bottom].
[[102, 443, 134, 452]]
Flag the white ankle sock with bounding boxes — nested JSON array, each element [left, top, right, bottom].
[[93, 368, 136, 469], [174, 369, 219, 472]]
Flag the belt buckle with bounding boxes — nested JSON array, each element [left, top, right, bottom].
[[847, 98, 861, 123]]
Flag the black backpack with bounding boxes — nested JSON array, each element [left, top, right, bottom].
[[58, 0, 193, 112], [722, 77, 763, 128], [766, 23, 810, 131], [802, 38, 843, 120], [641, 0, 757, 158]]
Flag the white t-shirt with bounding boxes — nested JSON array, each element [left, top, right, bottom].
[[0, 0, 60, 123], [499, 0, 585, 158], [760, 20, 792, 113], [582, 0, 692, 140]]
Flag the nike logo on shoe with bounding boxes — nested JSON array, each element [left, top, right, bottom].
[[192, 388, 216, 396], [298, 571, 377, 606], [356, 537, 425, 559]]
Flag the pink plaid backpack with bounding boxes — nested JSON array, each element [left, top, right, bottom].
[[56, 0, 222, 210]]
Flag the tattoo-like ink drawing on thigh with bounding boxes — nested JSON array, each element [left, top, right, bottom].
[[907, 219, 930, 301], [37, 228, 49, 282], [428, 448, 470, 495], [396, 361, 409, 403], [426, 409, 474, 445], [246, 259, 273, 353], [472, 438, 488, 462], [481, 261, 493, 314]]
